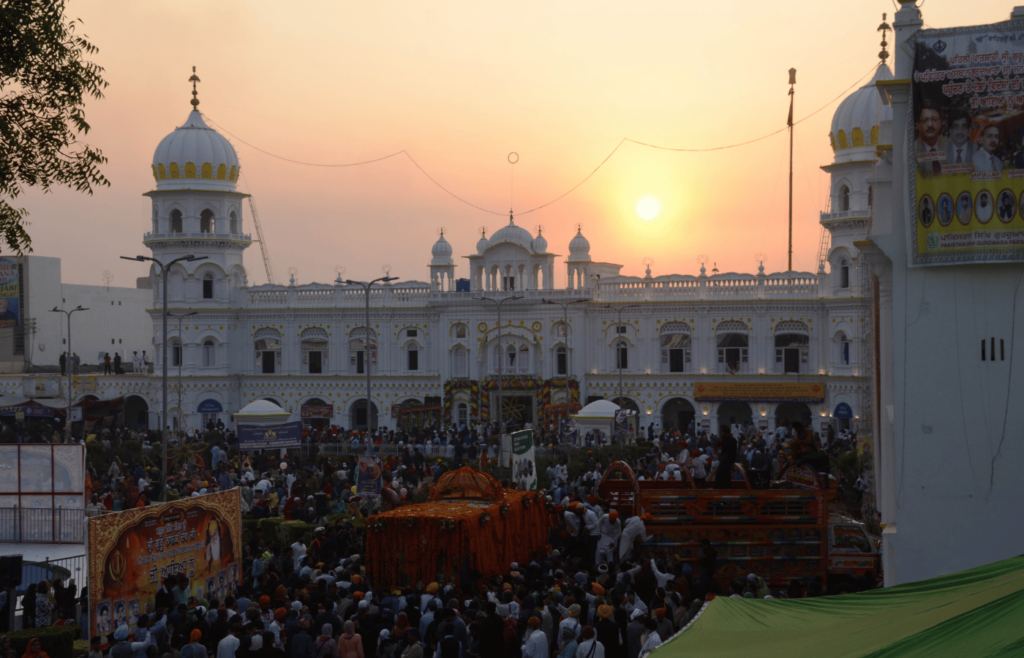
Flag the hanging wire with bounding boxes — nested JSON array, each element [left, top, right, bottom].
[[202, 63, 880, 218]]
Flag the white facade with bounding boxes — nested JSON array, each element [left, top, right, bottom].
[[861, 2, 1024, 586]]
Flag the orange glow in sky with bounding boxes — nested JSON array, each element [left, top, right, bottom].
[[18, 1, 1013, 287]]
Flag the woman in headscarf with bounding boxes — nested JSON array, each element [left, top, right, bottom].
[[35, 583, 54, 629], [1, 635, 13, 658], [20, 638, 50, 658], [314, 624, 338, 658], [337, 621, 363, 658]]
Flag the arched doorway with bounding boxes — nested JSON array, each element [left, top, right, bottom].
[[124, 396, 149, 430], [350, 399, 379, 431], [661, 398, 696, 434], [775, 402, 812, 428], [301, 397, 331, 430], [717, 401, 752, 430], [610, 397, 640, 414]]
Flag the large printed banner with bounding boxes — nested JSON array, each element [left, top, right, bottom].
[[560, 418, 579, 445], [355, 456, 382, 497], [912, 24, 1024, 264], [237, 421, 302, 450], [0, 258, 20, 328], [694, 381, 824, 402], [88, 489, 242, 643], [511, 429, 537, 491]]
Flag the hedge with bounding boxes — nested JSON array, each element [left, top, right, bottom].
[[6, 625, 80, 658]]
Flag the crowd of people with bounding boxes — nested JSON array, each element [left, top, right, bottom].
[[0, 411, 867, 658]]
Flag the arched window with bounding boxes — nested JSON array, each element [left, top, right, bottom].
[[170, 338, 182, 367], [203, 339, 216, 367], [717, 333, 749, 373], [836, 332, 851, 366], [775, 324, 810, 374], [229, 211, 239, 234], [452, 345, 468, 378], [170, 209, 183, 234], [200, 209, 214, 233], [254, 328, 282, 374], [660, 323, 692, 373], [839, 185, 850, 212], [492, 342, 531, 374], [453, 323, 467, 339], [349, 328, 376, 374], [406, 341, 420, 371], [555, 321, 568, 338], [555, 345, 568, 376], [615, 339, 629, 370], [302, 327, 328, 374], [457, 403, 468, 428], [202, 272, 214, 299], [840, 260, 850, 289]]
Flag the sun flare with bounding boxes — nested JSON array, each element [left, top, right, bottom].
[[636, 194, 661, 220]]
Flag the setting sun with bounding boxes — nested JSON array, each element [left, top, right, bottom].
[[636, 194, 661, 220]]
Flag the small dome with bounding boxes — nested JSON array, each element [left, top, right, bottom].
[[568, 227, 591, 261], [532, 228, 548, 253], [152, 111, 240, 191], [431, 231, 453, 264], [830, 65, 893, 162], [489, 215, 535, 252], [476, 230, 490, 254]]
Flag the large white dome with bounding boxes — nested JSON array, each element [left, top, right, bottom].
[[568, 227, 591, 261], [151, 111, 240, 191], [489, 216, 535, 252], [431, 231, 453, 264], [829, 64, 893, 162]]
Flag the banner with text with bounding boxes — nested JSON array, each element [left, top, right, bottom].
[[694, 382, 824, 402], [511, 429, 538, 491], [88, 489, 242, 644], [237, 421, 302, 450], [355, 456, 382, 497], [912, 25, 1024, 264], [0, 259, 20, 329]]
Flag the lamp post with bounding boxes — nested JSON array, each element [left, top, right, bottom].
[[50, 305, 88, 442], [477, 295, 523, 462], [121, 254, 207, 501], [606, 304, 639, 443], [344, 275, 398, 450], [169, 311, 197, 431], [541, 298, 589, 436]]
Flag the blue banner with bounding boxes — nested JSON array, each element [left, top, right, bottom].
[[197, 399, 224, 413], [237, 421, 302, 450], [833, 402, 854, 419]]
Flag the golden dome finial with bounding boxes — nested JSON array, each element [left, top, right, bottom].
[[189, 66, 201, 110], [878, 14, 891, 65]]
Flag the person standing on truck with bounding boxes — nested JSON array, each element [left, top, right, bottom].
[[691, 451, 708, 488], [619, 514, 651, 562], [714, 429, 738, 489], [578, 504, 602, 567], [596, 510, 622, 566]]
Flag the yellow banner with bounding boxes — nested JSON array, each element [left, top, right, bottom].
[[88, 489, 242, 642], [693, 381, 825, 401]]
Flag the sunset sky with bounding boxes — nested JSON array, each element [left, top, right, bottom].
[[18, 1, 1014, 288]]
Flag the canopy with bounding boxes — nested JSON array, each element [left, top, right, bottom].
[[651, 554, 1024, 658]]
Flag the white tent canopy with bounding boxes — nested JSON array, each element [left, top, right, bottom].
[[235, 399, 291, 426], [570, 399, 638, 445]]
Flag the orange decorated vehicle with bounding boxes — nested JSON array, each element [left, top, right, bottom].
[[598, 461, 881, 594]]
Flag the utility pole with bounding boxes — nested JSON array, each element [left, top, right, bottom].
[[50, 306, 88, 442], [478, 294, 522, 472], [169, 311, 197, 431], [788, 67, 797, 272], [541, 298, 589, 438], [345, 274, 398, 454]]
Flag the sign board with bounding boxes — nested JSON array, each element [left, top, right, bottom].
[[560, 417, 579, 445], [0, 259, 19, 329], [71, 407, 83, 422], [237, 421, 302, 450], [833, 402, 854, 419], [355, 456, 382, 497], [88, 489, 242, 644], [197, 399, 224, 414], [694, 382, 825, 402], [301, 403, 334, 419], [911, 23, 1024, 264], [511, 429, 538, 491], [0, 405, 55, 418], [22, 377, 59, 398]]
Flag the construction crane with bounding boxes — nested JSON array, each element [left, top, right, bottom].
[[246, 195, 279, 285]]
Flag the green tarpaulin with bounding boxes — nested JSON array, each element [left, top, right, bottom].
[[651, 554, 1024, 658]]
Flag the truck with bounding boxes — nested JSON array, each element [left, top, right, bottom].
[[598, 460, 881, 594]]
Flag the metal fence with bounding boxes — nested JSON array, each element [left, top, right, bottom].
[[12, 553, 88, 624], [313, 442, 580, 462], [0, 507, 86, 544]]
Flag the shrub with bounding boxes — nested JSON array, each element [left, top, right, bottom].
[[7, 625, 81, 658]]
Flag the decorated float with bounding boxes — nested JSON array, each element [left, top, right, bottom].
[[365, 467, 547, 587]]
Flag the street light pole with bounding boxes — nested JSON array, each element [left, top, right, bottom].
[[121, 254, 207, 501], [541, 298, 589, 438], [50, 306, 88, 442], [478, 295, 522, 464], [169, 311, 197, 431], [344, 275, 398, 453], [606, 304, 640, 443]]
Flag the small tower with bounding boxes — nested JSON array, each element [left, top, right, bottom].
[[567, 224, 592, 290], [430, 228, 455, 292]]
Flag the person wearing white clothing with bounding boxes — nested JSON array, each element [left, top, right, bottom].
[[619, 515, 651, 561], [650, 559, 674, 589], [576, 629, 605, 658], [640, 620, 662, 653], [521, 621, 548, 658], [595, 511, 621, 566]]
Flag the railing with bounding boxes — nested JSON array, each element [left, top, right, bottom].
[[820, 208, 871, 222], [143, 231, 253, 242], [0, 508, 87, 544], [596, 272, 824, 302], [245, 285, 432, 309], [13, 554, 89, 621]]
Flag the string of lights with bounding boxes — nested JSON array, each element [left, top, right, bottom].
[[203, 63, 880, 217]]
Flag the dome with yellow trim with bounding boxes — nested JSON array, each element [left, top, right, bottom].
[[151, 110, 240, 191], [829, 64, 893, 164]]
